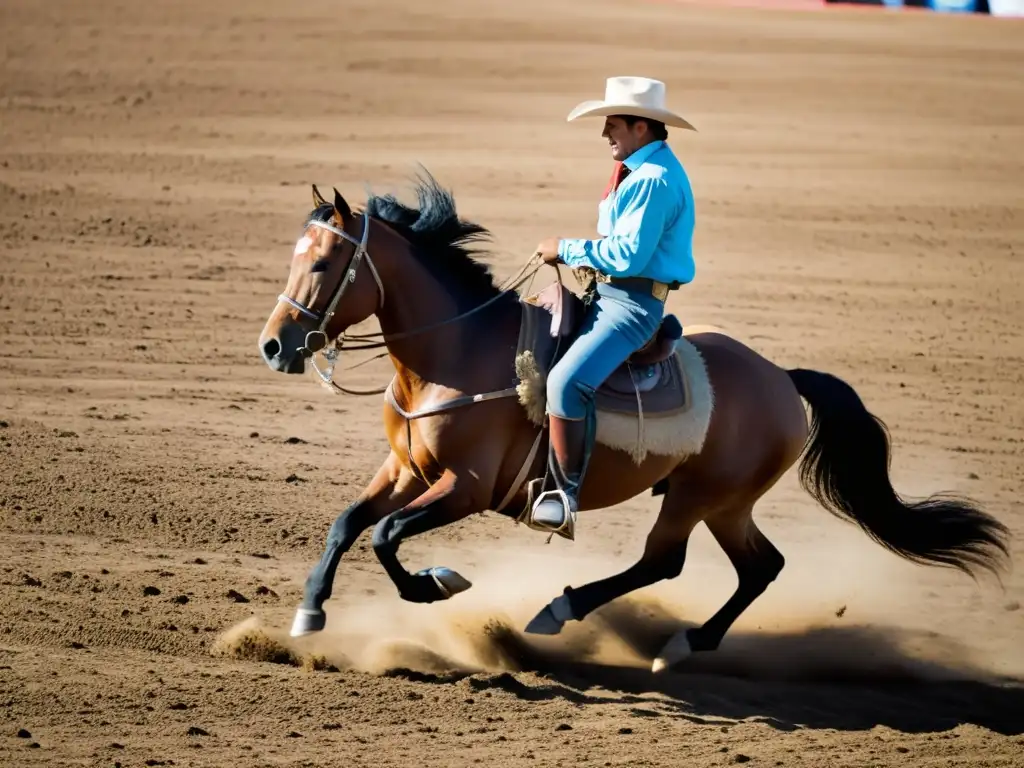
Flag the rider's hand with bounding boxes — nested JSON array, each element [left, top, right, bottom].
[[534, 237, 562, 265]]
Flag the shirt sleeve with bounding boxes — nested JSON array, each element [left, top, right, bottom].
[[557, 176, 673, 278]]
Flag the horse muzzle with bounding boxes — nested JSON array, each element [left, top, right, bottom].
[[259, 321, 311, 374]]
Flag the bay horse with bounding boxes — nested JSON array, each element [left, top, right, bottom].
[[257, 175, 1010, 672]]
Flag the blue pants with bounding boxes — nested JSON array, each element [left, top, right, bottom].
[[546, 282, 666, 420]]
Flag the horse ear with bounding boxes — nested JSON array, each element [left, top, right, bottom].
[[332, 187, 352, 222], [312, 184, 327, 208]]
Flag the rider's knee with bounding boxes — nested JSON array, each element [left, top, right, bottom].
[[546, 370, 579, 418], [545, 360, 571, 399], [546, 367, 596, 420]]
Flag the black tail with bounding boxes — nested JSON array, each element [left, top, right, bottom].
[[787, 368, 1011, 579]]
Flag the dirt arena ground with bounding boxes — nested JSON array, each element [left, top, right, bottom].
[[2, 0, 1023, 765]]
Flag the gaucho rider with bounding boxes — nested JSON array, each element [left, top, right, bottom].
[[529, 76, 698, 539]]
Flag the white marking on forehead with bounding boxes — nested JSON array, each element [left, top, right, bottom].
[[293, 236, 313, 257]]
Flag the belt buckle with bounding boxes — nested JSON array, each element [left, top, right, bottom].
[[652, 281, 669, 301]]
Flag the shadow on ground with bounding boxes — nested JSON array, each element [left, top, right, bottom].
[[381, 600, 1024, 736]]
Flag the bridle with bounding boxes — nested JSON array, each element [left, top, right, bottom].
[[275, 209, 542, 396], [277, 212, 382, 354]]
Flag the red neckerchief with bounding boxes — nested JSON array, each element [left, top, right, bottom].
[[601, 161, 630, 200]]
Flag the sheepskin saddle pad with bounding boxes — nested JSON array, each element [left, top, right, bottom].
[[514, 282, 714, 464]]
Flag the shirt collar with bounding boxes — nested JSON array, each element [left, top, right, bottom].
[[623, 140, 665, 172]]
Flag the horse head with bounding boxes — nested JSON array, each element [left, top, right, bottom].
[[259, 185, 385, 375]]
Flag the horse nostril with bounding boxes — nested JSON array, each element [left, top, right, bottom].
[[262, 337, 281, 360]]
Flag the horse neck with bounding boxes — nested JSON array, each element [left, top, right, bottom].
[[371, 227, 521, 398]]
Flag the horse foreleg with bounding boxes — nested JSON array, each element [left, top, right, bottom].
[[524, 487, 699, 636], [371, 469, 480, 603], [291, 454, 425, 637], [653, 510, 785, 672]]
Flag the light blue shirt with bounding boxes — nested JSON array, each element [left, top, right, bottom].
[[558, 140, 696, 286]]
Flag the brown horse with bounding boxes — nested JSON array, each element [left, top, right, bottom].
[[258, 175, 1010, 672]]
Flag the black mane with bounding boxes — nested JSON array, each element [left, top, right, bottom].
[[314, 171, 503, 303]]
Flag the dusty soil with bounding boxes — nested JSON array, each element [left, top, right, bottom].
[[2, 0, 1023, 766]]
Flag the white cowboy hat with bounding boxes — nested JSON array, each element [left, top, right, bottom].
[[567, 76, 696, 131]]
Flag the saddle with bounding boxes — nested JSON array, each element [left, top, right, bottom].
[[516, 281, 691, 418]]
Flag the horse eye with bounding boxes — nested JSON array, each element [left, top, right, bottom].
[[310, 258, 330, 274]]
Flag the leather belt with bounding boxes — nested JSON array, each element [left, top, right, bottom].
[[605, 276, 672, 301]]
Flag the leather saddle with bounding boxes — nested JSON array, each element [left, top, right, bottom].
[[517, 282, 691, 416]]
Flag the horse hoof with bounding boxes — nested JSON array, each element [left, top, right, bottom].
[[651, 630, 691, 673], [418, 566, 471, 598], [524, 605, 563, 635], [523, 594, 573, 636], [289, 608, 326, 638]]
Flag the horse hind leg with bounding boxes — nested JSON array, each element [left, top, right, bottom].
[[651, 477, 670, 497], [524, 474, 702, 636], [653, 506, 785, 672]]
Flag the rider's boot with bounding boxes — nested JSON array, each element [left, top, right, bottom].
[[528, 407, 596, 541]]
